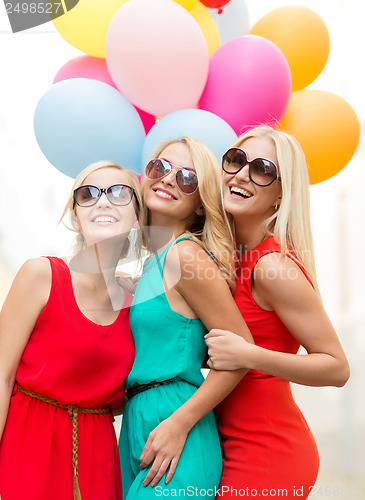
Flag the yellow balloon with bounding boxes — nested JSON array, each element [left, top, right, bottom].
[[250, 6, 330, 91], [189, 1, 220, 56], [53, 0, 130, 58], [280, 90, 360, 185], [173, 0, 197, 10]]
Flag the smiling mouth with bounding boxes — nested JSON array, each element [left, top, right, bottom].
[[153, 189, 176, 200], [92, 216, 118, 224], [230, 186, 253, 199]]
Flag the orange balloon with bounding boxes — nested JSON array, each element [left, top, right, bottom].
[[250, 6, 330, 91], [280, 90, 360, 184]]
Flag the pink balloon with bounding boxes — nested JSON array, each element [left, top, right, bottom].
[[105, 0, 209, 117], [53, 55, 156, 134], [135, 108, 156, 135], [199, 35, 292, 134], [137, 174, 144, 185], [54, 55, 116, 87]]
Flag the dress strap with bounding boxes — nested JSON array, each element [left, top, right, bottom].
[[151, 236, 215, 280], [238, 237, 312, 287], [173, 237, 215, 262]]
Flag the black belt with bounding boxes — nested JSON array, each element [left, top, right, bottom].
[[125, 378, 177, 400]]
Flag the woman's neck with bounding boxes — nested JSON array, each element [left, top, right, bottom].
[[147, 212, 189, 253], [68, 236, 125, 285], [234, 217, 269, 253]]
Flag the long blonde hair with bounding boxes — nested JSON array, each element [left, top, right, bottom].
[[228, 126, 319, 294], [60, 161, 143, 260], [142, 137, 236, 290]]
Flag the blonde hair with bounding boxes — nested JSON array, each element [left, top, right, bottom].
[[60, 161, 143, 260], [142, 137, 236, 290], [228, 126, 319, 294]]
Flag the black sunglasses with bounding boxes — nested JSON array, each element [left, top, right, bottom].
[[145, 159, 199, 195], [222, 148, 281, 187], [73, 184, 137, 207]]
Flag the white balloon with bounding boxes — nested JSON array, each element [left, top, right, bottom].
[[209, 0, 249, 45]]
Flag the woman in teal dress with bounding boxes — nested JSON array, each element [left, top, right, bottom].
[[119, 137, 253, 499]]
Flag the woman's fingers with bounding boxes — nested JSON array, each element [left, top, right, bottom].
[[165, 456, 179, 484], [139, 435, 152, 467], [204, 328, 227, 339], [143, 457, 170, 487]]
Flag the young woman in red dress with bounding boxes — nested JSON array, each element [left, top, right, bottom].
[[205, 126, 350, 500], [0, 161, 142, 500]]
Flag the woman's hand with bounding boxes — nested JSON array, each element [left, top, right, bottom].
[[139, 416, 189, 487], [115, 271, 140, 294], [205, 329, 255, 371]]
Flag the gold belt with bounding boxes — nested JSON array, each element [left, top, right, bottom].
[[17, 384, 111, 500]]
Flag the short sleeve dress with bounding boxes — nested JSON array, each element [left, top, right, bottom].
[[0, 257, 135, 500]]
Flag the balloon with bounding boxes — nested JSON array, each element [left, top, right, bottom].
[[141, 109, 237, 167], [54, 55, 115, 87], [199, 35, 291, 135], [280, 90, 360, 184], [250, 6, 330, 92], [105, 0, 209, 117], [190, 1, 220, 55], [200, 0, 231, 10], [172, 0, 197, 9], [209, 0, 249, 45], [52, 0, 129, 58], [53, 56, 156, 134], [136, 109, 156, 135], [53, 57, 156, 134], [34, 79, 146, 178]]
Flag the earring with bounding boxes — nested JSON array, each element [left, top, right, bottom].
[[275, 202, 279, 210]]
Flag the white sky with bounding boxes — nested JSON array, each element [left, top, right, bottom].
[[1, 0, 365, 487]]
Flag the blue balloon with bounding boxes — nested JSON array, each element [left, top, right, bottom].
[[34, 78, 145, 177], [142, 109, 237, 167], [209, 0, 249, 45]]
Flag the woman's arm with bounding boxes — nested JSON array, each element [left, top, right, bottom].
[[0, 258, 51, 441], [139, 241, 254, 486], [205, 252, 350, 387]]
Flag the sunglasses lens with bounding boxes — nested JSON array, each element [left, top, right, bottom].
[[250, 159, 277, 186], [176, 169, 199, 194], [145, 159, 170, 180], [107, 185, 133, 206], [74, 186, 99, 206], [223, 149, 247, 173]]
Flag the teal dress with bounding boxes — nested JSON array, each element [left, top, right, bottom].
[[119, 239, 222, 499]]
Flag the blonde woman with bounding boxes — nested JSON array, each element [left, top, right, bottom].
[[0, 162, 142, 500], [204, 126, 350, 499], [119, 137, 253, 499]]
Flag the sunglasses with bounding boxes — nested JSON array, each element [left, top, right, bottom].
[[222, 148, 281, 187], [145, 159, 199, 195], [73, 184, 137, 207]]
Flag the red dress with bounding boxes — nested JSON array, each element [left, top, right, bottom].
[[215, 237, 319, 499], [0, 257, 135, 500]]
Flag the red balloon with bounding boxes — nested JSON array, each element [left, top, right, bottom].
[[199, 0, 231, 10]]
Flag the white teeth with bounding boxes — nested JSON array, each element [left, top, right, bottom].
[[230, 186, 253, 198], [93, 216, 117, 223], [155, 189, 174, 199]]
